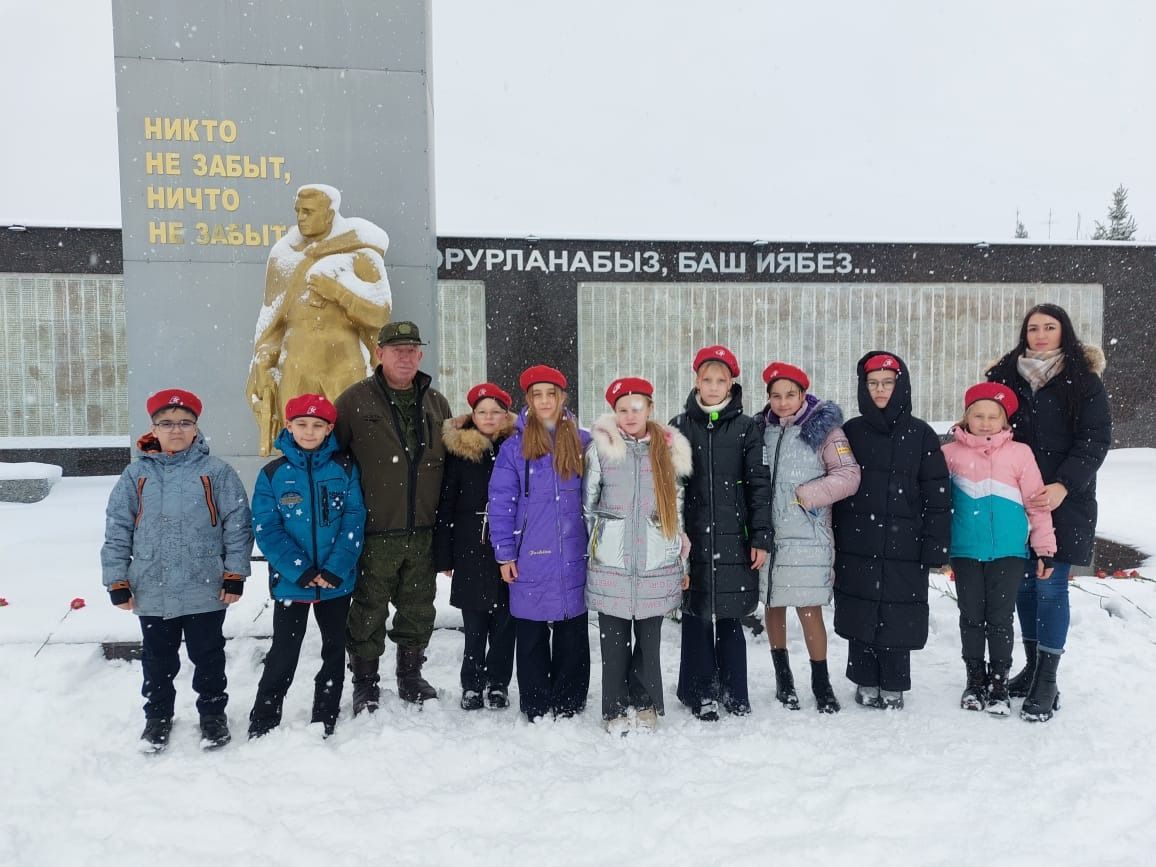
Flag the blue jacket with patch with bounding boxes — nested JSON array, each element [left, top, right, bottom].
[[252, 428, 366, 602]]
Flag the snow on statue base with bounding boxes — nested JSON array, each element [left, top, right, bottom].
[[0, 462, 62, 503]]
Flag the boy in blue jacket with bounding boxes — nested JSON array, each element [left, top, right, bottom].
[[101, 388, 253, 753], [248, 394, 366, 738]]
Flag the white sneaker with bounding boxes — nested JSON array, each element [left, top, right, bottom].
[[635, 707, 659, 732], [603, 715, 632, 737]]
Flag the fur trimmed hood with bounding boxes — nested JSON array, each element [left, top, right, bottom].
[[590, 414, 692, 478], [441, 412, 516, 462], [984, 343, 1107, 378]]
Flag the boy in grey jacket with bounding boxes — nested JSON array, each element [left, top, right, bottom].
[[101, 388, 253, 752]]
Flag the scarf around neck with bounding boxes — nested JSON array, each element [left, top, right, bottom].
[[1017, 348, 1064, 393]]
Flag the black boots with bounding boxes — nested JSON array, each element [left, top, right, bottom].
[[1021, 649, 1061, 722], [986, 663, 1011, 716], [349, 654, 381, 715], [1008, 639, 1038, 698], [140, 717, 173, 753], [771, 648, 800, 710], [199, 713, 231, 749], [960, 658, 987, 711], [397, 645, 438, 704], [810, 659, 841, 714]]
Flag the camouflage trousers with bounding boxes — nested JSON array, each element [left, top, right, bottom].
[[346, 530, 437, 659]]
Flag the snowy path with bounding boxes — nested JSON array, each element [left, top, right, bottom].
[[2, 453, 1155, 865]]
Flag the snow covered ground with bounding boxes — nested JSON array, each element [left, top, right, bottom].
[[2, 452, 1155, 865]]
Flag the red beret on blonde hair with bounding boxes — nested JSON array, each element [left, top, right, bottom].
[[692, 345, 740, 377], [519, 365, 567, 392], [605, 377, 654, 408]]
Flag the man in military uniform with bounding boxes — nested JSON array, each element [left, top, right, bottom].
[[334, 321, 452, 708]]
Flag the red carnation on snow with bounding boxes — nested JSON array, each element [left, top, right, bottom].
[[0, 598, 9, 607], [70, 597, 86, 610]]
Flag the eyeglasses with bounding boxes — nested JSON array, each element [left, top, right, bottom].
[[866, 380, 897, 392], [154, 420, 197, 431]]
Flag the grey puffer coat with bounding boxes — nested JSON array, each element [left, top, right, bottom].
[[101, 432, 253, 619], [756, 396, 860, 607], [582, 415, 692, 620]]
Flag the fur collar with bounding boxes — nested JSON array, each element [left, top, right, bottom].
[[590, 414, 693, 478], [442, 412, 516, 462], [758, 399, 845, 452], [985, 343, 1107, 378]]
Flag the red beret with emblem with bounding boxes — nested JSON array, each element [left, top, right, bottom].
[[761, 361, 810, 391], [284, 393, 338, 424], [863, 353, 901, 374], [963, 382, 1019, 419], [692, 345, 740, 377], [146, 388, 203, 419], [605, 376, 654, 408], [467, 382, 513, 410], [519, 365, 568, 392]]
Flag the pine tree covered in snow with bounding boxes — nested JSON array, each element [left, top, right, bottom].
[[1091, 184, 1138, 240]]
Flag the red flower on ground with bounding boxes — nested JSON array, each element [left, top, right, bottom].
[[1129, 570, 1142, 578], [69, 597, 86, 610], [1112, 570, 1128, 578], [1095, 570, 1107, 578], [0, 598, 8, 607]]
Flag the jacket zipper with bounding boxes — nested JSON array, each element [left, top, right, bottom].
[[706, 416, 717, 622], [307, 453, 321, 602]]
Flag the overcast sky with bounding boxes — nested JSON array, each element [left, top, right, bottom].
[[2, 0, 1154, 241]]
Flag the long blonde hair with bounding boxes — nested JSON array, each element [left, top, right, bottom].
[[643, 419, 679, 539], [522, 388, 584, 481]]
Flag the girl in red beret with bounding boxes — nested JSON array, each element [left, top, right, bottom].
[[488, 366, 593, 721], [583, 377, 692, 734], [756, 362, 860, 714], [433, 383, 519, 711], [942, 383, 1056, 716]]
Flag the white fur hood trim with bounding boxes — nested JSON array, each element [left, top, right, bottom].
[[590, 413, 692, 478]]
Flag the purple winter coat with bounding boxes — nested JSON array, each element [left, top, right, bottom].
[[488, 409, 592, 621]]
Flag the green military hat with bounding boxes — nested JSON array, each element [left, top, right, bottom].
[[377, 320, 427, 346]]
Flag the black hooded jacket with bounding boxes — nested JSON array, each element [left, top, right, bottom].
[[670, 382, 772, 619], [832, 352, 951, 650]]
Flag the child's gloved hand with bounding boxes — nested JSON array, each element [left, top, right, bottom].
[[1033, 552, 1055, 579], [109, 580, 134, 610], [220, 573, 245, 603]]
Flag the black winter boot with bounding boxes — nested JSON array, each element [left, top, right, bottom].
[[1008, 639, 1038, 698], [810, 659, 841, 713], [199, 713, 231, 750], [960, 658, 987, 711], [986, 662, 1011, 716], [1020, 649, 1061, 722], [397, 645, 439, 704], [771, 648, 800, 710], [348, 654, 381, 715], [139, 717, 172, 753]]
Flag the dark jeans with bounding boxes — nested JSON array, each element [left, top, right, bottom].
[[514, 615, 590, 720], [139, 609, 227, 720], [598, 613, 665, 719], [951, 556, 1023, 667], [846, 638, 910, 692], [1015, 561, 1072, 653], [676, 611, 749, 710], [250, 595, 351, 729], [461, 605, 516, 693]]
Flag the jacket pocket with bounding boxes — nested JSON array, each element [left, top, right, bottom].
[[589, 516, 625, 567]]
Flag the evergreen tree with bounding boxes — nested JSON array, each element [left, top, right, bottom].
[[1091, 184, 1138, 240], [1015, 217, 1029, 239]]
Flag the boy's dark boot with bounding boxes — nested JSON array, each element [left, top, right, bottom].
[[960, 658, 988, 711], [1020, 649, 1061, 722], [810, 659, 841, 714], [310, 693, 338, 737], [139, 717, 173, 753], [397, 645, 438, 704], [348, 654, 381, 715], [771, 648, 800, 710], [199, 713, 231, 750], [1008, 639, 1038, 698], [986, 662, 1012, 716]]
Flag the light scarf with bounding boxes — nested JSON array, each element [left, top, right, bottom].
[[1017, 348, 1064, 393]]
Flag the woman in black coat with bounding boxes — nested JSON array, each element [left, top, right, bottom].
[[432, 384, 518, 711], [986, 303, 1111, 721], [833, 351, 951, 709]]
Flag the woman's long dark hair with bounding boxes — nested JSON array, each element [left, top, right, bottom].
[[986, 302, 1091, 420]]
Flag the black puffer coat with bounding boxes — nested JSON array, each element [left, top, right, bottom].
[[670, 383, 772, 619], [833, 352, 951, 650], [432, 413, 515, 612], [986, 345, 1111, 566]]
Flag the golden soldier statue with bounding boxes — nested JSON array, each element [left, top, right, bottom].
[[246, 184, 392, 455]]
